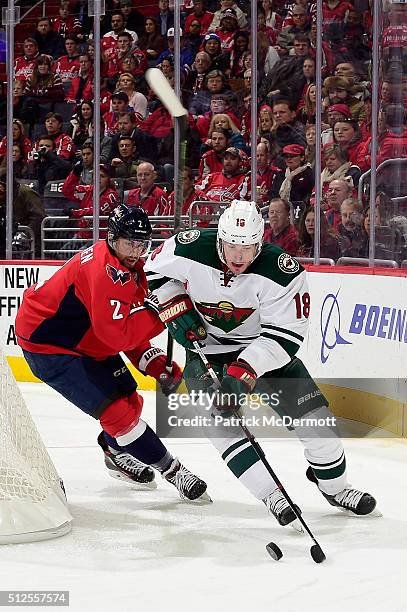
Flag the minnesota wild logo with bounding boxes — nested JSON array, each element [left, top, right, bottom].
[[196, 300, 255, 333]]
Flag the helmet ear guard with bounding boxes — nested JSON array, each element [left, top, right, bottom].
[[216, 200, 264, 264]]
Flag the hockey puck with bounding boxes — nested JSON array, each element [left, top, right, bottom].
[[266, 542, 283, 561], [310, 544, 326, 564]]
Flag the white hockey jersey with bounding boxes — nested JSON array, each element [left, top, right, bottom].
[[145, 229, 310, 377]]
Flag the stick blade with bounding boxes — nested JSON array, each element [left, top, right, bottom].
[[145, 68, 187, 118]]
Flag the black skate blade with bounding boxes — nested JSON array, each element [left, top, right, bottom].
[[108, 471, 158, 489], [180, 491, 213, 505], [335, 506, 383, 518]]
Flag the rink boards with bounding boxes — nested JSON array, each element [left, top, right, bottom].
[[1, 260, 406, 436]]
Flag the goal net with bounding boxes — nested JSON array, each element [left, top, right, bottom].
[[0, 350, 72, 544]]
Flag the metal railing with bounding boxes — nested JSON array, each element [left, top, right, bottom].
[[41, 215, 190, 259]]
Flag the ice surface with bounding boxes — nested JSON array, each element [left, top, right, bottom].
[[0, 384, 406, 612]]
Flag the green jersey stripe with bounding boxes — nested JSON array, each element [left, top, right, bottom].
[[261, 324, 304, 342], [260, 332, 299, 358]]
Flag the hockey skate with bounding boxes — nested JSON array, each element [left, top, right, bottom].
[[97, 432, 157, 489], [263, 489, 303, 532], [163, 458, 211, 503], [306, 467, 379, 516]]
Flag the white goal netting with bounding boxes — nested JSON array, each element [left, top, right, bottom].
[[0, 350, 72, 544]]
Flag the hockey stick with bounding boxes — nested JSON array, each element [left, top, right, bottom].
[[145, 68, 188, 368], [192, 340, 326, 564]]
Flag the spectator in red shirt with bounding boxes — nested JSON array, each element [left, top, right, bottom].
[[332, 119, 371, 172], [166, 167, 202, 216], [377, 103, 407, 167], [44, 112, 75, 161], [53, 35, 80, 83], [66, 53, 94, 103], [264, 197, 299, 256], [0, 119, 32, 163], [198, 128, 229, 178], [61, 164, 119, 253], [14, 38, 40, 81], [256, 141, 284, 206], [52, 1, 82, 37], [184, 0, 214, 35], [103, 91, 131, 136], [195, 146, 249, 204], [127, 162, 168, 216]]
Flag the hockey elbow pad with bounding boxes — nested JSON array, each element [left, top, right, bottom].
[[158, 294, 207, 350]]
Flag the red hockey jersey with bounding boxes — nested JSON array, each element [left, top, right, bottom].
[[16, 241, 163, 359], [127, 185, 168, 216]]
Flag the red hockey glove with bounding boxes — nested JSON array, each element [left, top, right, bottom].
[[138, 346, 183, 396], [158, 294, 207, 349]]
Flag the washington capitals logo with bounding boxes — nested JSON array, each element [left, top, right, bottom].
[[196, 301, 255, 333], [106, 264, 131, 286]]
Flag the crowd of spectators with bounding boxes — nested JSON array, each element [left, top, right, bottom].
[[1, 0, 407, 262]]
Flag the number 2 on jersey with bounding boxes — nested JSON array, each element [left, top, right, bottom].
[[294, 292, 310, 318]]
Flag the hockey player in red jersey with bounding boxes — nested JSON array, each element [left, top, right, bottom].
[[15, 204, 208, 502]]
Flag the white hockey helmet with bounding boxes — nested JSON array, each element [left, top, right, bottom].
[[216, 200, 264, 264]]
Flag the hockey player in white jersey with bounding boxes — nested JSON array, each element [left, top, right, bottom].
[[145, 201, 377, 526]]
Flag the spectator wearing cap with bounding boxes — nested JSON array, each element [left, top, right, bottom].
[[14, 38, 40, 81], [184, 0, 214, 35], [195, 146, 249, 204], [156, 28, 195, 68], [201, 33, 230, 73], [333, 119, 371, 173], [321, 103, 352, 145], [323, 76, 365, 122], [213, 8, 240, 52], [137, 16, 166, 64], [279, 144, 314, 205], [208, 0, 247, 32], [157, 0, 174, 36], [271, 98, 307, 148], [321, 144, 361, 195], [264, 197, 299, 256], [103, 91, 131, 136]]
